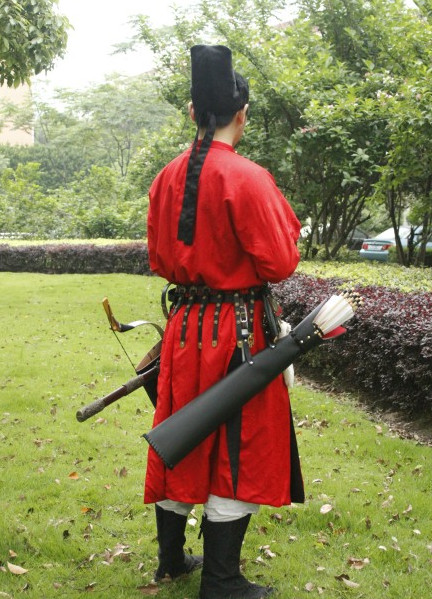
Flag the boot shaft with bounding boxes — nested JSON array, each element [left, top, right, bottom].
[[200, 514, 251, 580], [199, 515, 273, 598], [155, 505, 190, 579]]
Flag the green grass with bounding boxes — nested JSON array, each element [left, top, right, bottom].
[[1, 273, 432, 598]]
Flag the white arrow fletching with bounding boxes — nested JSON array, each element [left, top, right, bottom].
[[313, 291, 362, 335]]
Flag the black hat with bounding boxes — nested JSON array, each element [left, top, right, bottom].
[[177, 45, 248, 245], [190, 44, 244, 117]]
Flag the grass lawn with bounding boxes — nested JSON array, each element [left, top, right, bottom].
[[1, 273, 432, 598]]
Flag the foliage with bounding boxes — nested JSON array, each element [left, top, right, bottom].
[[1, 272, 432, 598], [127, 115, 194, 198], [0, 73, 179, 239], [0, 161, 149, 239], [52, 74, 177, 178], [126, 0, 432, 263], [296, 258, 432, 292], [0, 0, 69, 86], [0, 161, 57, 237], [0, 74, 177, 191], [273, 273, 432, 414], [0, 241, 151, 274]]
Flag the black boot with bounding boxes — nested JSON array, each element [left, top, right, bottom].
[[199, 514, 274, 599], [154, 504, 203, 581]]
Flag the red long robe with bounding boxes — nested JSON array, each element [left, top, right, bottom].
[[144, 140, 302, 507]]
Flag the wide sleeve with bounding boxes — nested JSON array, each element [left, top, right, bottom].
[[227, 168, 301, 283]]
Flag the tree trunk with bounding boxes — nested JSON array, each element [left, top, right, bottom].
[[386, 187, 406, 266]]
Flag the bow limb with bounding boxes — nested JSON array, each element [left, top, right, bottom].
[[102, 297, 164, 337]]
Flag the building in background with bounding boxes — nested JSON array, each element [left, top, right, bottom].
[[0, 84, 34, 146]]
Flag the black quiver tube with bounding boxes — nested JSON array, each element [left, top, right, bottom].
[[144, 303, 325, 469]]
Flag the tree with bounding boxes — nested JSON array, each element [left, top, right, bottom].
[[58, 74, 176, 177], [0, 162, 58, 236], [0, 0, 69, 86], [0, 73, 177, 191], [126, 0, 432, 263]]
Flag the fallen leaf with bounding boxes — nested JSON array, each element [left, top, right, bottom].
[[316, 534, 329, 546], [305, 582, 314, 592], [335, 574, 360, 588], [8, 550, 17, 558], [270, 513, 282, 522], [7, 562, 28, 575], [259, 546, 276, 559], [342, 578, 360, 589], [137, 583, 159, 595], [119, 466, 128, 478], [347, 557, 370, 570], [68, 472, 79, 480], [320, 504, 333, 515], [85, 581, 97, 591], [381, 495, 393, 508]]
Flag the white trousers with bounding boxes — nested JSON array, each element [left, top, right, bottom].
[[157, 494, 260, 522]]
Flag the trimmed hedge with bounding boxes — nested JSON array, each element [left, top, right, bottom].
[[0, 242, 152, 275], [273, 274, 432, 415]]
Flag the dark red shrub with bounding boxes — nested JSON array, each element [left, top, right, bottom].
[[273, 274, 432, 415], [0, 243, 152, 275]]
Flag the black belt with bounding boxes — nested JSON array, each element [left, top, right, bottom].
[[167, 285, 264, 305], [164, 285, 264, 357]]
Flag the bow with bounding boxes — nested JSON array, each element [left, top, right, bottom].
[[76, 298, 164, 422], [102, 297, 164, 371]]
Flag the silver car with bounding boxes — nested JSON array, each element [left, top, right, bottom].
[[359, 226, 432, 261]]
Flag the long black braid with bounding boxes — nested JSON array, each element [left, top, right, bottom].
[[177, 113, 217, 245]]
